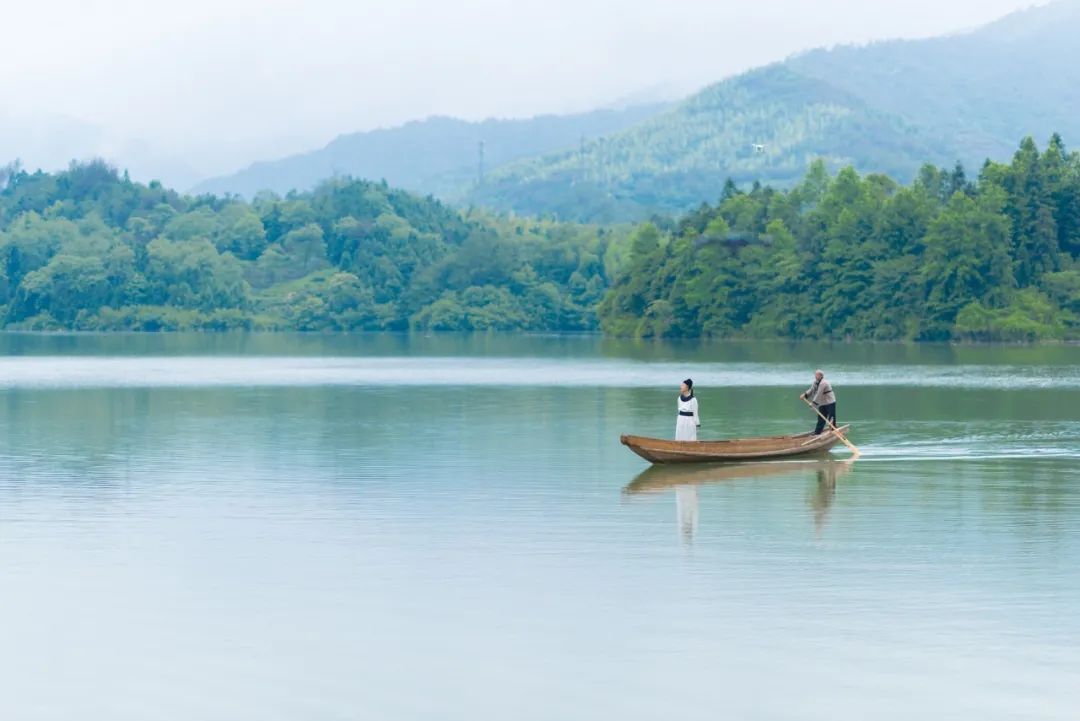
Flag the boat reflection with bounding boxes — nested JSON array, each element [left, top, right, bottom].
[[623, 459, 856, 541]]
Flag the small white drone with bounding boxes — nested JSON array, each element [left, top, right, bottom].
[[752, 143, 767, 153]]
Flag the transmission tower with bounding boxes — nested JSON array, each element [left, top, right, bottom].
[[477, 140, 485, 185]]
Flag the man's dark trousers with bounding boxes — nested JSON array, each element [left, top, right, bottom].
[[814, 403, 837, 435]]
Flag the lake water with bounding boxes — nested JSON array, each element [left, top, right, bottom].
[[0, 334, 1077, 721]]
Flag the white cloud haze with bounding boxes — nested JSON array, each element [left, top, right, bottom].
[[0, 0, 1047, 186]]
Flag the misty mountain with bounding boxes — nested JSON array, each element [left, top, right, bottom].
[[470, 0, 1080, 221], [787, 0, 1080, 164], [190, 104, 670, 200], [0, 111, 204, 191], [0, 112, 104, 173]]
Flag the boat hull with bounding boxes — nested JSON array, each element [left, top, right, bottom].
[[620, 426, 850, 464]]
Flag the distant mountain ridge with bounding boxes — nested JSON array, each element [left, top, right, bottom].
[[191, 104, 669, 199], [194, 0, 1080, 222], [786, 0, 1080, 164], [469, 0, 1080, 220]]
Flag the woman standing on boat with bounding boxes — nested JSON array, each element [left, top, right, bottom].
[[676, 379, 700, 441]]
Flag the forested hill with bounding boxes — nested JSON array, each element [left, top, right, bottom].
[[0, 162, 625, 332], [469, 0, 1080, 222], [600, 135, 1080, 342], [4, 134, 1079, 341], [787, 0, 1080, 165], [190, 104, 668, 201], [469, 66, 948, 223]]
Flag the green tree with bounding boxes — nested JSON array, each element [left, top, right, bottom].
[[919, 188, 1014, 339]]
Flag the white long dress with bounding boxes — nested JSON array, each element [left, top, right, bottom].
[[675, 395, 700, 441]]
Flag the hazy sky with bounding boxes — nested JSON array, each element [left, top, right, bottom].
[[1, 0, 1048, 184]]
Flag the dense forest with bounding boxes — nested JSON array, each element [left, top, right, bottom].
[[0, 161, 624, 331], [600, 136, 1080, 342], [2, 133, 1079, 341]]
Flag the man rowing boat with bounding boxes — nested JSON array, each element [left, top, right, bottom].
[[800, 369, 837, 435]]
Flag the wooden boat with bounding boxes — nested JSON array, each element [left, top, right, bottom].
[[620, 426, 851, 464]]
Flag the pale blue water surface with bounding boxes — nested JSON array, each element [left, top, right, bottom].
[[0, 334, 1077, 720]]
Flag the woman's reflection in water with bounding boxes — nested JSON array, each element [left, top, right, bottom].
[[675, 485, 699, 544]]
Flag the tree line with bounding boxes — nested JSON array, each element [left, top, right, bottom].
[[1, 133, 1077, 342], [0, 160, 624, 331], [600, 135, 1080, 342]]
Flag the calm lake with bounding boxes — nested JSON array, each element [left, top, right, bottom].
[[0, 333, 1077, 720]]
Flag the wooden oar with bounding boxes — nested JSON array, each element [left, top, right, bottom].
[[802, 397, 861, 458]]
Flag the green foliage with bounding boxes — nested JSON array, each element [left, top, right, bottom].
[[0, 162, 624, 332], [954, 290, 1065, 342], [258, 270, 380, 331], [600, 136, 1080, 342], [6, 132, 1079, 341]]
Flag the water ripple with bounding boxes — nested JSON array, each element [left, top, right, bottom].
[[0, 356, 1077, 389]]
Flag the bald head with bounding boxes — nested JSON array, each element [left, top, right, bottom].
[[815, 370, 824, 381]]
